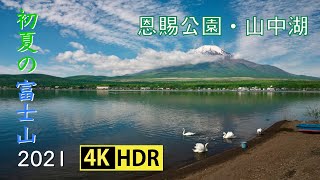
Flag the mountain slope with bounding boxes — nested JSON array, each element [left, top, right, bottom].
[[0, 74, 102, 87], [118, 45, 315, 80], [0, 45, 317, 81], [128, 58, 316, 79]]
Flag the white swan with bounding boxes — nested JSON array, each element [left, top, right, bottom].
[[257, 128, 262, 135], [193, 143, 208, 153], [223, 131, 236, 139], [182, 128, 195, 136]]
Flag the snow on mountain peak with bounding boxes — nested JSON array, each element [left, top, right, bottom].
[[193, 45, 231, 56]]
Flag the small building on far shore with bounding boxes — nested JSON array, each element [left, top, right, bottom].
[[141, 87, 150, 90], [267, 85, 275, 91], [238, 87, 249, 91], [96, 86, 109, 90]]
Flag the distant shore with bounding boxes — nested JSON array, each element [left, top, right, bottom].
[[2, 87, 320, 93], [145, 120, 320, 180]]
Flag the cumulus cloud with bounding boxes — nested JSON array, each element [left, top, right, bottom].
[[231, 0, 320, 76], [55, 47, 222, 76], [31, 44, 50, 54], [0, 0, 191, 50], [0, 46, 223, 77], [69, 42, 84, 50], [2, 0, 319, 77]]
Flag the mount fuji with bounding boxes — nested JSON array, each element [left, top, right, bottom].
[[126, 45, 315, 79]]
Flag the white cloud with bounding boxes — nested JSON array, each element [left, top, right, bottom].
[[13, 36, 50, 54], [37, 64, 89, 77], [69, 42, 84, 50], [231, 0, 320, 76], [0, 65, 22, 75], [0, 64, 89, 77], [0, 0, 191, 50], [31, 44, 50, 54], [60, 29, 78, 38], [55, 47, 222, 76], [3, 0, 318, 77], [0, 45, 222, 77]]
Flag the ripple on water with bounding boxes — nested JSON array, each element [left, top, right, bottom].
[[1, 91, 319, 179]]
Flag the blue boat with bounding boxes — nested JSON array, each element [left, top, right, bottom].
[[296, 124, 320, 133]]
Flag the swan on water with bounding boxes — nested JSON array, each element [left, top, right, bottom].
[[223, 131, 236, 139], [183, 128, 195, 136], [193, 143, 208, 153], [257, 128, 262, 135]]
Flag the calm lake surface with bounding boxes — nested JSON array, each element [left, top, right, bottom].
[[0, 90, 319, 179]]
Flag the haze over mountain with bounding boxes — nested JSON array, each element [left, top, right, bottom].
[[120, 45, 316, 80], [0, 45, 317, 81]]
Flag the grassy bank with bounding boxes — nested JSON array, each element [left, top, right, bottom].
[[1, 74, 320, 90]]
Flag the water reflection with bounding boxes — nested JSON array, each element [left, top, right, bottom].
[[0, 90, 319, 179], [223, 138, 233, 144]]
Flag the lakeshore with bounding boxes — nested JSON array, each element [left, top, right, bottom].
[[2, 87, 320, 93], [146, 120, 320, 180], [1, 89, 319, 179], [1, 74, 320, 92]]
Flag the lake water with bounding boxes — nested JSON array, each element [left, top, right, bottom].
[[0, 90, 319, 179]]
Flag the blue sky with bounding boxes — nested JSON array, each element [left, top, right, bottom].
[[0, 0, 319, 77]]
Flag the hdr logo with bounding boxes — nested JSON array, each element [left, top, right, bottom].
[[80, 145, 163, 171]]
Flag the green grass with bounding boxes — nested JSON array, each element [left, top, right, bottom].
[[1, 74, 320, 90]]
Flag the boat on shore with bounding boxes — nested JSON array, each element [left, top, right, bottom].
[[296, 123, 320, 133]]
